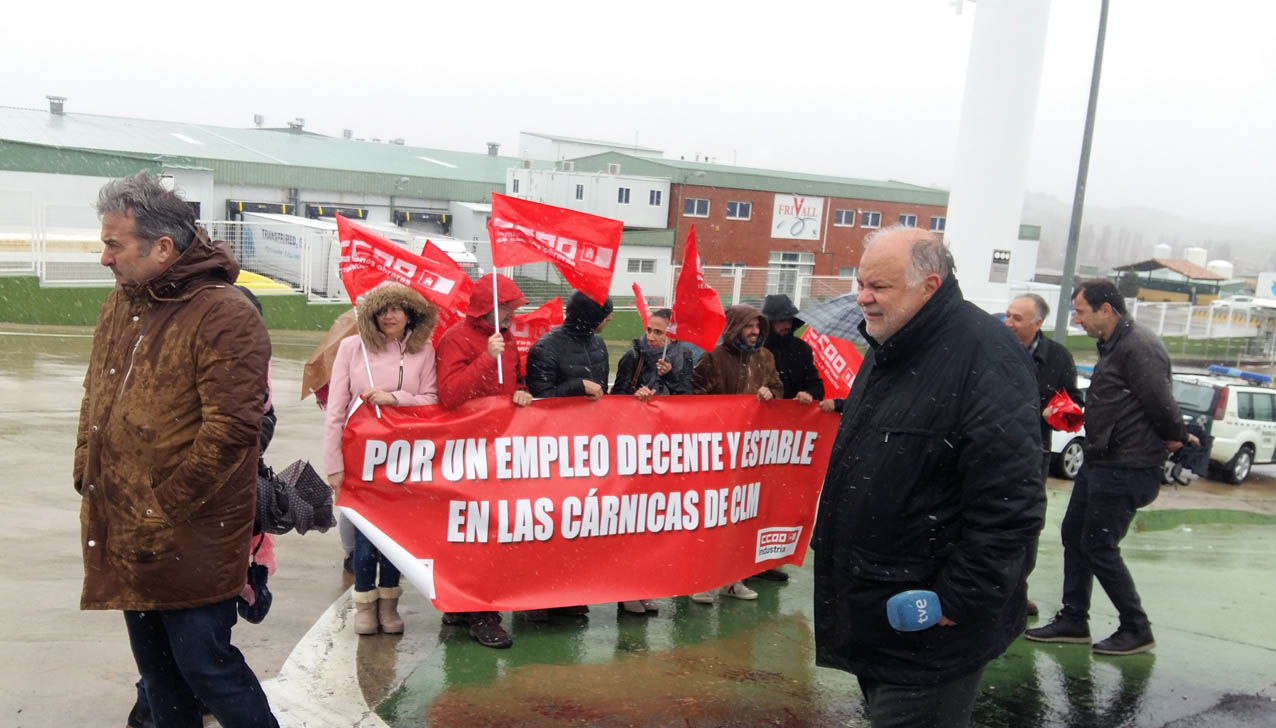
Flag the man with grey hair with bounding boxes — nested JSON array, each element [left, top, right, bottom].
[[812, 226, 1045, 727], [1004, 293, 1084, 618], [76, 172, 277, 726]]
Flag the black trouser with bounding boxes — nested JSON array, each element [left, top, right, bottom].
[[857, 667, 985, 728], [124, 597, 278, 728], [1060, 464, 1160, 631]]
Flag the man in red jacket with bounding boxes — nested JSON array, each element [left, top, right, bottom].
[[434, 273, 531, 647]]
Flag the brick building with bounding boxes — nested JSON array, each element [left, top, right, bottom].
[[569, 152, 949, 281]]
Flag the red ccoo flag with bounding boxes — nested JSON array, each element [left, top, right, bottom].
[[337, 214, 474, 313], [632, 282, 652, 329], [801, 326, 863, 399], [508, 297, 565, 378], [666, 226, 725, 352], [487, 193, 622, 305]]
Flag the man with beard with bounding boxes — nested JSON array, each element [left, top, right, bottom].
[[761, 293, 824, 405], [435, 273, 532, 648], [611, 308, 694, 400], [813, 226, 1043, 728], [690, 304, 783, 603]]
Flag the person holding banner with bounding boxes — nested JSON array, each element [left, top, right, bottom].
[[761, 294, 824, 406], [690, 304, 783, 603], [812, 226, 1044, 728], [522, 290, 613, 621], [611, 308, 694, 401], [324, 284, 439, 636], [434, 273, 530, 648]]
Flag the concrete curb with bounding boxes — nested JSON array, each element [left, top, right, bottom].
[[262, 587, 389, 728]]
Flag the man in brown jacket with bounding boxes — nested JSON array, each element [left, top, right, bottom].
[[76, 173, 277, 727], [690, 304, 784, 601]]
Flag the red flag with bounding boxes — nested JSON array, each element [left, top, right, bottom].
[[508, 297, 564, 377], [632, 282, 651, 329], [666, 226, 725, 352], [337, 214, 474, 312], [801, 326, 864, 399], [487, 193, 621, 304]]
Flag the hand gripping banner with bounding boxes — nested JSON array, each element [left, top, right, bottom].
[[338, 395, 837, 612]]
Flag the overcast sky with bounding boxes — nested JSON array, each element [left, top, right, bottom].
[[7, 0, 1274, 231]]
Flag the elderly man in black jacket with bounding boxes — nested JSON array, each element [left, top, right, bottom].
[[1026, 279, 1192, 657], [761, 294, 824, 404], [813, 226, 1045, 728]]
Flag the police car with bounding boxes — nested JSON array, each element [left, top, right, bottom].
[[1171, 365, 1275, 484]]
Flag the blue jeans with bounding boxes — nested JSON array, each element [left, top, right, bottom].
[[123, 597, 277, 728], [353, 527, 400, 592], [1060, 464, 1160, 630]]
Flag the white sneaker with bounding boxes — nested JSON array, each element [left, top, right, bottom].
[[721, 580, 758, 600], [690, 590, 717, 604]]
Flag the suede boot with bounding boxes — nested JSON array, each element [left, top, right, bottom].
[[378, 586, 405, 634], [353, 589, 380, 635]]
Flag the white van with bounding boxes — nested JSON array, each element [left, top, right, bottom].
[[1171, 366, 1276, 484]]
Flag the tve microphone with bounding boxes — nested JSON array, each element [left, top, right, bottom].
[[886, 590, 942, 631]]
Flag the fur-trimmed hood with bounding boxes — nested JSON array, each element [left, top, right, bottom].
[[356, 284, 438, 354]]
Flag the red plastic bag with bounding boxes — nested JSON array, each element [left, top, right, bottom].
[[1046, 389, 1083, 432]]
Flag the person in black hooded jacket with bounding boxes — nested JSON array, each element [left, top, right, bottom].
[[521, 290, 612, 622], [761, 293, 824, 403], [813, 226, 1044, 728], [526, 291, 613, 400]]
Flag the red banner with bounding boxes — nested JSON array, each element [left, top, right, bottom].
[[337, 215, 474, 312], [632, 282, 651, 329], [338, 396, 837, 611], [487, 193, 622, 305], [508, 297, 564, 377], [801, 327, 864, 399], [667, 226, 726, 352]]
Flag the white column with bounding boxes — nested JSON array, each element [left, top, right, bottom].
[[944, 0, 1053, 312]]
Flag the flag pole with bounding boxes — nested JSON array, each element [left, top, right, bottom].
[[493, 268, 504, 385], [359, 338, 382, 419]]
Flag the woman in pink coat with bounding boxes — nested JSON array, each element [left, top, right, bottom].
[[324, 284, 438, 635]]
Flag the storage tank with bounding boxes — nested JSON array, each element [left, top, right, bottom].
[[1184, 246, 1208, 267], [1206, 260, 1233, 280], [1152, 243, 1172, 258]]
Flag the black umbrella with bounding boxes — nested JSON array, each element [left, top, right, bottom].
[[256, 459, 336, 536], [796, 293, 868, 345]]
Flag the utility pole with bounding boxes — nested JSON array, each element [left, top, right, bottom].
[[1055, 0, 1110, 342]]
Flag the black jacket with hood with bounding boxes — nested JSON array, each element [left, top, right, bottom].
[[526, 291, 612, 398], [812, 275, 1045, 686], [761, 294, 824, 400]]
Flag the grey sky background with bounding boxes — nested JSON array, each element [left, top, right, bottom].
[[8, 0, 1275, 236]]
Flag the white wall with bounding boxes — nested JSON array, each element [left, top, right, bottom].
[[447, 202, 490, 242], [506, 169, 669, 228], [611, 244, 673, 301], [163, 167, 214, 217], [0, 170, 119, 232], [1011, 236, 1040, 284]]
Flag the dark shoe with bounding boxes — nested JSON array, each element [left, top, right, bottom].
[[753, 568, 789, 582], [342, 554, 353, 574], [440, 612, 469, 626], [126, 700, 155, 728], [1026, 599, 1039, 617], [468, 612, 513, 648], [522, 609, 550, 623], [1024, 614, 1091, 644], [1093, 627, 1155, 656], [549, 605, 590, 617]]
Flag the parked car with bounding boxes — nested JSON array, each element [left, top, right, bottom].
[[1171, 366, 1276, 484], [1049, 376, 1090, 479]]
